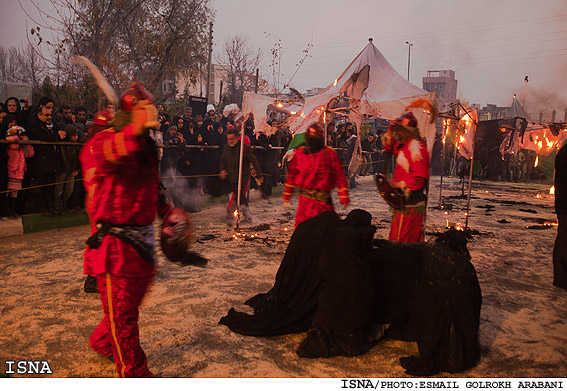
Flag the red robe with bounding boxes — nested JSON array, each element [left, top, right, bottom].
[[283, 146, 349, 227], [84, 124, 159, 377], [385, 138, 430, 242]]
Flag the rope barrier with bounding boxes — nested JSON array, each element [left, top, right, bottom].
[[0, 137, 372, 195]]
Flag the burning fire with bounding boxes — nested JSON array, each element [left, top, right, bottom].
[[333, 78, 338, 87], [277, 102, 283, 108], [550, 186, 555, 195], [234, 209, 239, 218], [290, 111, 296, 115], [535, 193, 542, 199], [534, 155, 539, 167]]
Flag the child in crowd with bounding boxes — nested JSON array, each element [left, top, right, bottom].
[[5, 116, 34, 217]]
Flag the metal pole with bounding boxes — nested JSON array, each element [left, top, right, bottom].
[[439, 120, 447, 206], [254, 68, 259, 94], [405, 41, 413, 81], [465, 155, 474, 229], [206, 22, 213, 105], [522, 76, 529, 111], [465, 112, 477, 230], [236, 127, 245, 232]]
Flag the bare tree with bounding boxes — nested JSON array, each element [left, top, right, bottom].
[[21, 0, 213, 102], [217, 34, 262, 106], [0, 44, 46, 88]]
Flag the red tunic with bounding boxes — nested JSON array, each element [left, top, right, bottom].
[[384, 138, 430, 242], [84, 124, 159, 277], [283, 146, 349, 227], [390, 138, 430, 191]]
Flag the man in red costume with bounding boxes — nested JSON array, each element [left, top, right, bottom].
[[282, 122, 349, 228], [381, 112, 430, 242], [80, 110, 113, 294], [84, 85, 160, 377]]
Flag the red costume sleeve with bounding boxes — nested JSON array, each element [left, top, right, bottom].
[[282, 150, 299, 201], [94, 125, 146, 174]]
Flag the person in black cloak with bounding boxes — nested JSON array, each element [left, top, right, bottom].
[[219, 209, 373, 336], [294, 209, 377, 358], [295, 228, 482, 376], [368, 230, 481, 375], [220, 205, 481, 376]]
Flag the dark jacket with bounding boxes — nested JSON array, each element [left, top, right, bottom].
[[26, 115, 62, 174], [220, 141, 263, 185]]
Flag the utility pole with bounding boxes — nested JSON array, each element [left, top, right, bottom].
[[206, 22, 213, 105], [405, 41, 413, 81], [522, 76, 529, 111], [254, 68, 259, 93]]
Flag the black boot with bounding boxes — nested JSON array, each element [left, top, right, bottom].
[[84, 275, 99, 293]]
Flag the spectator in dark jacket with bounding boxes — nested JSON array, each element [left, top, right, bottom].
[[5, 97, 30, 128], [25, 109, 65, 213], [54, 124, 80, 214], [220, 128, 263, 224]]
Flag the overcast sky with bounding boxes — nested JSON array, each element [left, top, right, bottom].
[[2, 0, 566, 115]]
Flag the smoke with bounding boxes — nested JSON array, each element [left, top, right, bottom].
[[161, 167, 204, 213], [524, 88, 567, 122]]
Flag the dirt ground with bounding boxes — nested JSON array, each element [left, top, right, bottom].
[[0, 175, 565, 378]]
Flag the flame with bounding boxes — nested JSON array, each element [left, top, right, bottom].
[[534, 155, 539, 167], [277, 103, 283, 108], [550, 186, 555, 195], [290, 111, 296, 115], [536, 193, 542, 199], [455, 224, 464, 231], [446, 220, 450, 228], [283, 227, 289, 231], [323, 111, 326, 124], [234, 209, 239, 218], [333, 78, 338, 87]]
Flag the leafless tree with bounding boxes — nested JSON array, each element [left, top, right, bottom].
[[216, 34, 263, 106], [20, 0, 213, 100]]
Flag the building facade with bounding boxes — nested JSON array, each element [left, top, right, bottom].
[[422, 70, 458, 106]]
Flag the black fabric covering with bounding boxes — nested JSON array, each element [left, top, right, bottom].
[[219, 210, 345, 336], [367, 230, 482, 375], [296, 212, 377, 357], [219, 210, 482, 376]]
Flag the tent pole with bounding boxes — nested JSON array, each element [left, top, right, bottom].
[[465, 156, 474, 229], [439, 120, 447, 207]]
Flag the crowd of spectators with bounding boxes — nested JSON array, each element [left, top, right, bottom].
[[0, 95, 382, 219], [0, 96, 89, 218]]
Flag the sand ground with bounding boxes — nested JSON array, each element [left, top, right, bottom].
[[0, 175, 565, 378]]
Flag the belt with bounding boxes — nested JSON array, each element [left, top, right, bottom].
[[86, 221, 155, 264], [300, 188, 332, 204]]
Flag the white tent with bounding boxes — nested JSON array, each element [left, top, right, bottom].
[[243, 41, 437, 154], [0, 81, 33, 105]]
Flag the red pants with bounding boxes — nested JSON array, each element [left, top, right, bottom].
[[389, 206, 426, 243], [89, 273, 152, 377]]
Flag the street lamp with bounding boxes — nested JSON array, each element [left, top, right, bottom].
[[405, 41, 413, 81]]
